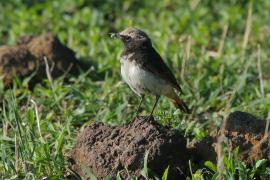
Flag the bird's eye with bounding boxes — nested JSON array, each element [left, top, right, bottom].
[[125, 36, 131, 42]]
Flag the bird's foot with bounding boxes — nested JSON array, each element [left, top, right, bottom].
[[143, 115, 154, 121], [132, 113, 140, 121], [133, 115, 154, 127]]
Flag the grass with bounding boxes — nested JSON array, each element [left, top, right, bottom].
[[1, 0, 270, 179]]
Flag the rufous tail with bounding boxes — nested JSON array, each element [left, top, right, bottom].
[[171, 98, 191, 114]]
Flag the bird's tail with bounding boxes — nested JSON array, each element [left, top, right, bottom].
[[171, 97, 191, 114]]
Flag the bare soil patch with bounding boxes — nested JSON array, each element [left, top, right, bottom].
[[71, 117, 188, 179], [0, 33, 78, 87], [191, 111, 270, 165], [71, 111, 270, 179]]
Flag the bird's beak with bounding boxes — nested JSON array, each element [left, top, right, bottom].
[[109, 32, 124, 39]]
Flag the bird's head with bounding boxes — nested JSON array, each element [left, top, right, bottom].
[[111, 27, 152, 51]]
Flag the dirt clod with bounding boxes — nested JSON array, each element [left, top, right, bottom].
[[191, 111, 270, 165], [0, 33, 78, 86], [71, 117, 189, 179], [71, 111, 270, 179]]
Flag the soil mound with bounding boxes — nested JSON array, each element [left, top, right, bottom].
[[191, 111, 270, 165], [71, 117, 189, 179], [0, 33, 78, 86], [71, 111, 270, 179]]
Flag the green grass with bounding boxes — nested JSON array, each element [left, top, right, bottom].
[[1, 0, 270, 179]]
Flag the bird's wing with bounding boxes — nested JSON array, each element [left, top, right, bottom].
[[143, 48, 184, 94]]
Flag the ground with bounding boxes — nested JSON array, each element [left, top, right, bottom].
[[71, 112, 270, 179]]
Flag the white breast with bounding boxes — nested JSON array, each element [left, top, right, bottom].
[[120, 55, 172, 96]]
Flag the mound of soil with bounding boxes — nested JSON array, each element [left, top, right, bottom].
[[0, 33, 78, 86], [71, 111, 270, 179], [191, 111, 270, 165], [224, 111, 269, 164], [71, 117, 189, 179]]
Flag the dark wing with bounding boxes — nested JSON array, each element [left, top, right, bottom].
[[143, 47, 183, 94]]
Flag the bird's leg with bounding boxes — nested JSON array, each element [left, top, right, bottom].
[[134, 95, 144, 118], [148, 95, 160, 120]]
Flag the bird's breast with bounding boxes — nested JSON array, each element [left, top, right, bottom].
[[120, 57, 172, 96]]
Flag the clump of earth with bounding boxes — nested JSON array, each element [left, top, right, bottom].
[[71, 117, 189, 179], [71, 111, 270, 179], [190, 111, 270, 165], [0, 33, 79, 87]]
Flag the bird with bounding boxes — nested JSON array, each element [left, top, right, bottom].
[[112, 27, 190, 118]]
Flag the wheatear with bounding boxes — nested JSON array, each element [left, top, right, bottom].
[[112, 27, 190, 117]]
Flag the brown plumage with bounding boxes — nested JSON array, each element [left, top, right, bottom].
[[114, 27, 190, 115]]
